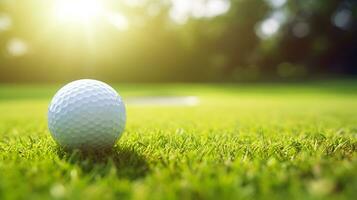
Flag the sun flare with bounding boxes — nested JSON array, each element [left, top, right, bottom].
[[53, 0, 104, 23]]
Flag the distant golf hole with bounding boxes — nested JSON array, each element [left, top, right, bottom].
[[126, 96, 200, 106]]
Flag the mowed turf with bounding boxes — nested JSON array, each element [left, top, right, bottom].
[[0, 81, 356, 200]]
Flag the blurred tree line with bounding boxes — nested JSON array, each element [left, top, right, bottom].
[[0, 0, 356, 82]]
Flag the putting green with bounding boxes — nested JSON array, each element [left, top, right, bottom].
[[0, 82, 356, 199]]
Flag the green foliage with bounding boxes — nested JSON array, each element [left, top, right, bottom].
[[0, 82, 356, 199]]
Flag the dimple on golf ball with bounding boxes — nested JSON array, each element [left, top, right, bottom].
[[48, 79, 126, 150]]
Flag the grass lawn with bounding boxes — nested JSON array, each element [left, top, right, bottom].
[[0, 81, 356, 199]]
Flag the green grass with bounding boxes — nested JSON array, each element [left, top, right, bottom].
[[0, 81, 356, 200]]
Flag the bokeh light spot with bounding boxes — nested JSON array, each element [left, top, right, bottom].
[[332, 9, 352, 30], [0, 14, 12, 31], [292, 22, 310, 38], [107, 13, 129, 31], [256, 18, 280, 39], [7, 38, 28, 57]]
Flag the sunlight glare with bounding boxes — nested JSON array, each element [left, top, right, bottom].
[[53, 0, 104, 23]]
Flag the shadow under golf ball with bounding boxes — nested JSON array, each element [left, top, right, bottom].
[[55, 146, 149, 180]]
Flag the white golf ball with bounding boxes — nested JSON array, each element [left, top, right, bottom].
[[48, 79, 126, 150]]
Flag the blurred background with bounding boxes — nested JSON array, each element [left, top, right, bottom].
[[0, 0, 356, 83]]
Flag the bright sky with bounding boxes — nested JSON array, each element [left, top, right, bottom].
[[169, 0, 231, 24], [266, 0, 287, 8]]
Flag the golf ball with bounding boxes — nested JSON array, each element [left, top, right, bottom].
[[48, 79, 126, 150]]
